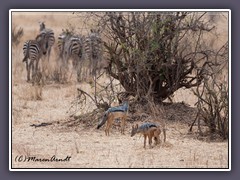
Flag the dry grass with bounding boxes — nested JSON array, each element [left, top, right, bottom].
[[11, 12, 229, 169], [12, 118, 228, 168]]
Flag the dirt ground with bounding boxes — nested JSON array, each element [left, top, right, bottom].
[[11, 11, 229, 170], [11, 82, 229, 169]]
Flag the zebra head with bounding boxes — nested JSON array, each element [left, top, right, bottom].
[[36, 33, 48, 55], [89, 29, 101, 41], [39, 21, 46, 31], [58, 29, 73, 44]]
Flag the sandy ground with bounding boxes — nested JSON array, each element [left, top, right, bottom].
[[11, 82, 228, 169]]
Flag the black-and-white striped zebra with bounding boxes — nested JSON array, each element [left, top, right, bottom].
[[39, 22, 55, 62], [84, 29, 103, 76], [57, 29, 84, 82], [22, 33, 49, 82]]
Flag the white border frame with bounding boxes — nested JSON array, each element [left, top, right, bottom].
[[9, 9, 231, 171]]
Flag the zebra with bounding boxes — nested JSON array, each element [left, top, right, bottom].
[[57, 29, 84, 82], [22, 33, 48, 82], [38, 21, 55, 62], [84, 29, 103, 76]]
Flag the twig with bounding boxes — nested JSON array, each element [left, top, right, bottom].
[[30, 122, 52, 128]]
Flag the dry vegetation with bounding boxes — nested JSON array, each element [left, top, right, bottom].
[[11, 11, 229, 169]]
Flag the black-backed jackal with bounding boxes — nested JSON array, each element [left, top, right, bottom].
[[97, 101, 129, 136], [131, 122, 166, 148]]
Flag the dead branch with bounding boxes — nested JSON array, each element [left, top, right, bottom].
[[30, 122, 52, 128]]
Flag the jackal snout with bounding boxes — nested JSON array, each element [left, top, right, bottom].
[[131, 124, 139, 137]]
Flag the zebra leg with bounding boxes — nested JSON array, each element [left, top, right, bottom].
[[57, 55, 63, 82], [76, 60, 82, 82], [25, 60, 30, 82], [59, 59, 67, 83], [47, 47, 51, 62], [89, 57, 93, 77], [33, 59, 40, 84], [92, 58, 98, 77], [92, 58, 97, 77], [62, 54, 68, 82], [31, 60, 36, 84], [44, 47, 51, 80], [27, 60, 33, 82]]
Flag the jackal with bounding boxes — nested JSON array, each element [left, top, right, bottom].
[[97, 101, 129, 136], [131, 122, 166, 148]]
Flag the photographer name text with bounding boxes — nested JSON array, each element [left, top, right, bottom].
[[15, 155, 71, 163]]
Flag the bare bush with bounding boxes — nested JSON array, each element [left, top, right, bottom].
[[190, 42, 229, 140], [12, 26, 24, 47], [81, 12, 226, 103]]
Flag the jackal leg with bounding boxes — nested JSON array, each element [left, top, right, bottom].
[[148, 135, 153, 148], [120, 116, 126, 134], [105, 114, 113, 136], [154, 129, 161, 145], [143, 134, 147, 148]]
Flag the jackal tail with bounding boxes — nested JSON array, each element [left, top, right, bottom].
[[97, 112, 108, 129]]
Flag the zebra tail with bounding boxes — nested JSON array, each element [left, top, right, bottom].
[[22, 54, 28, 62], [23, 41, 30, 62], [97, 112, 108, 129]]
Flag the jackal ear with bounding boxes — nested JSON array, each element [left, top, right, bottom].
[[135, 124, 138, 129]]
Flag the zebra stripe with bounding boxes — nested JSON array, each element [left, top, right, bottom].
[[38, 22, 55, 61], [59, 34, 83, 65], [57, 30, 84, 82], [57, 34, 65, 55], [68, 36, 83, 59], [84, 29, 102, 76], [84, 29, 102, 60], [22, 33, 48, 82]]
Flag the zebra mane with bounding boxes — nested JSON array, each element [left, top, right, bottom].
[[62, 29, 74, 36], [35, 33, 44, 42]]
